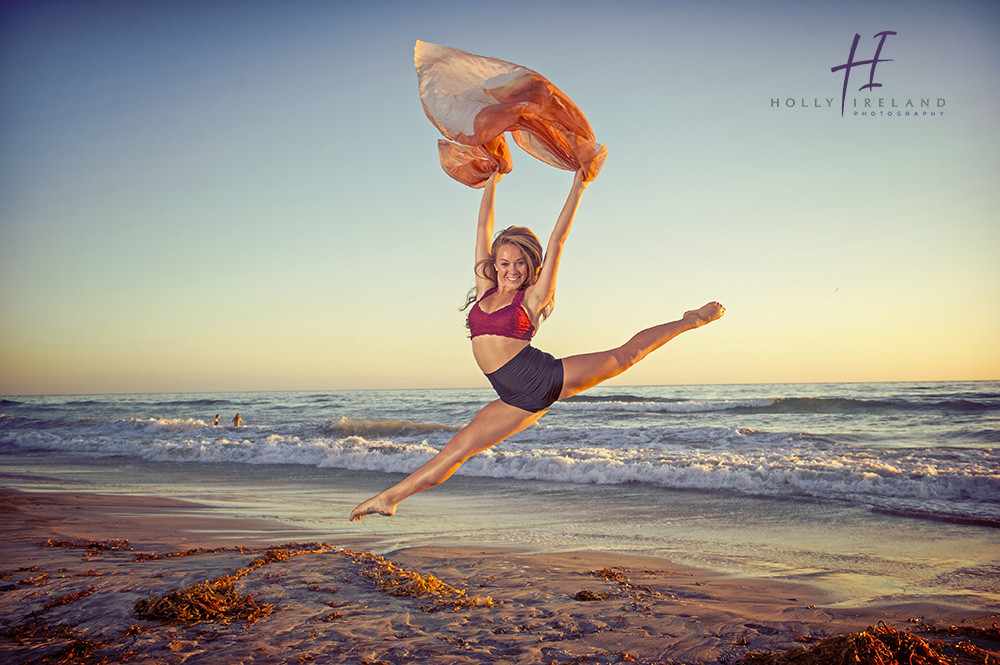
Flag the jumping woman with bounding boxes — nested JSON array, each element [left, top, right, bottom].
[[350, 169, 724, 521]]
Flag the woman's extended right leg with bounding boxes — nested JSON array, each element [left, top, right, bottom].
[[349, 398, 546, 521], [559, 302, 724, 400]]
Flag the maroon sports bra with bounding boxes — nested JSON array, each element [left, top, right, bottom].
[[468, 287, 535, 340]]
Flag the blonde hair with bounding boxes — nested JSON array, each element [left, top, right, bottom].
[[462, 226, 553, 321]]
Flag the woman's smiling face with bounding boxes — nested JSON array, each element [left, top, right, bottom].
[[494, 243, 528, 289]]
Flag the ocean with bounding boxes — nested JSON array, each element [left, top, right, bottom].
[[2, 381, 998, 608]]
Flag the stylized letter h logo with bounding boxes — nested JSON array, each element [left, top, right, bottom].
[[831, 31, 897, 116]]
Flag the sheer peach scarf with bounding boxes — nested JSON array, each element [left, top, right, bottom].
[[415, 40, 607, 188]]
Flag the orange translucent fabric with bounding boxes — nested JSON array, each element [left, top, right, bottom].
[[415, 40, 607, 188]]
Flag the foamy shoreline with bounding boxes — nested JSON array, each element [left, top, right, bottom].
[[1, 488, 996, 664]]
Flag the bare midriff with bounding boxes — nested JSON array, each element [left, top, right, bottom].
[[471, 336, 530, 375]]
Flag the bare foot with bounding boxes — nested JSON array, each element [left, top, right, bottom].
[[349, 495, 397, 522], [684, 302, 725, 328]]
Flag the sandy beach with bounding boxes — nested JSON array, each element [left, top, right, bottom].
[[1, 489, 996, 665]]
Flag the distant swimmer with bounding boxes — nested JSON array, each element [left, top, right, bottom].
[[232, 413, 242, 427], [212, 414, 220, 427], [349, 169, 724, 521]]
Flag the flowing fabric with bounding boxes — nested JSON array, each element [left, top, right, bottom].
[[415, 40, 607, 188]]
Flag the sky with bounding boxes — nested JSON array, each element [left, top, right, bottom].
[[1, 0, 998, 395]]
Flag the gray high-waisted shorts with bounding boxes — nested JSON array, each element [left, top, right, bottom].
[[485, 345, 564, 413]]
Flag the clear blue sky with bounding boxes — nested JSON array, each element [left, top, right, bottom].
[[1, 0, 997, 394]]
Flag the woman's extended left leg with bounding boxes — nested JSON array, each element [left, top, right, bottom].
[[349, 399, 546, 521], [559, 302, 724, 400]]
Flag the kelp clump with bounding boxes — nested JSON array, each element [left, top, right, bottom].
[[131, 545, 326, 626], [740, 621, 998, 665], [132, 544, 493, 624], [349, 551, 494, 609], [573, 589, 606, 601], [134, 576, 274, 626], [43, 538, 132, 553], [587, 567, 659, 598]]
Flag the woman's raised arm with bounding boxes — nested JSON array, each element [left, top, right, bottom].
[[524, 169, 588, 316], [474, 173, 502, 295]]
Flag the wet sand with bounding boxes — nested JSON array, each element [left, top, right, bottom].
[[1, 489, 996, 664]]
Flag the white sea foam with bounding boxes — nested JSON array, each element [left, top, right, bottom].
[[3, 384, 998, 526], [320, 416, 461, 438], [552, 399, 774, 413], [6, 414, 997, 524]]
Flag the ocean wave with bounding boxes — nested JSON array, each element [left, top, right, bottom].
[[4, 382, 998, 528], [157, 398, 233, 408], [562, 393, 689, 404], [946, 429, 1000, 444], [0, 414, 29, 427], [931, 399, 1000, 412], [869, 500, 1000, 528], [11, 416, 225, 436], [553, 399, 772, 414], [320, 417, 461, 438], [554, 395, 1000, 415], [61, 399, 108, 407], [5, 383, 997, 531], [122, 417, 216, 432], [5, 417, 997, 524]]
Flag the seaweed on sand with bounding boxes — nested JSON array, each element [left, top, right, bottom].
[[910, 619, 1000, 643], [587, 567, 659, 598], [132, 544, 331, 625], [43, 586, 97, 611], [43, 539, 132, 553], [348, 550, 494, 610], [739, 621, 999, 665], [573, 589, 606, 601], [133, 575, 274, 626], [42, 637, 112, 664]]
